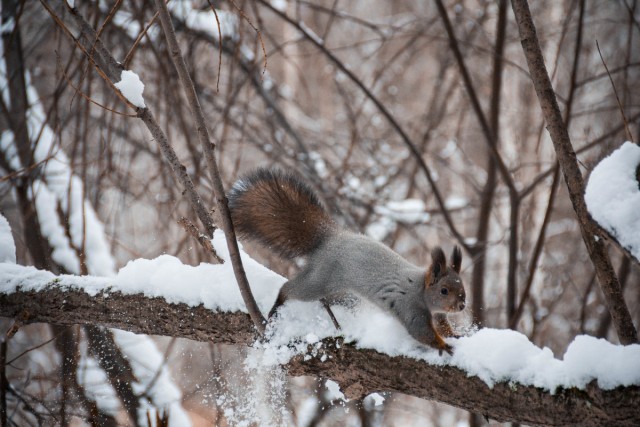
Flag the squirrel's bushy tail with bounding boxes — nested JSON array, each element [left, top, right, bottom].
[[228, 168, 335, 259]]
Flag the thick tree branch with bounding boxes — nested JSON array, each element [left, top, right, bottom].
[[510, 0, 638, 344], [0, 283, 638, 426]]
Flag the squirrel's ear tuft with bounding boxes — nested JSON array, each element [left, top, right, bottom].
[[431, 247, 446, 280], [451, 246, 462, 273]]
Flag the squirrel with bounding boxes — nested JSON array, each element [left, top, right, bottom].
[[228, 168, 466, 355]]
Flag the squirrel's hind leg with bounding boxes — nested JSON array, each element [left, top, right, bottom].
[[268, 289, 287, 319], [268, 278, 316, 318], [268, 284, 341, 331], [321, 299, 341, 330]]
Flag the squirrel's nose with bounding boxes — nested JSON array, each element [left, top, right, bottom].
[[458, 302, 466, 311]]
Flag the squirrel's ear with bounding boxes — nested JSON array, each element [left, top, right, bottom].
[[451, 246, 462, 273], [430, 247, 446, 280]]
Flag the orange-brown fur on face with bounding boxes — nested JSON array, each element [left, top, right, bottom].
[[229, 168, 336, 259], [425, 246, 466, 313]]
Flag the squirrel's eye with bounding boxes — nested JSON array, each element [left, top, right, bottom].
[[440, 288, 448, 295]]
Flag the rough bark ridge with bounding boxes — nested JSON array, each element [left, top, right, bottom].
[[0, 284, 638, 426]]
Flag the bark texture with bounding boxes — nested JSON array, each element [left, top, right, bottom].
[[0, 283, 638, 426]]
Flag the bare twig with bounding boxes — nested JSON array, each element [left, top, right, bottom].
[[153, 0, 266, 332], [595, 40, 634, 143], [256, 0, 470, 252], [178, 217, 224, 264], [57, 55, 137, 117], [433, 0, 516, 195], [123, 10, 161, 68], [205, 0, 223, 92], [227, 0, 267, 78], [44, 1, 220, 238], [510, 0, 638, 344], [510, 166, 560, 329]]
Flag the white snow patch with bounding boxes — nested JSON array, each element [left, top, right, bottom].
[[0, 131, 20, 170], [112, 331, 191, 426], [0, 230, 283, 314], [0, 213, 16, 264], [77, 355, 121, 417], [114, 70, 146, 108], [375, 198, 431, 224], [1, 17, 15, 34], [365, 216, 396, 241], [32, 181, 81, 273], [585, 141, 640, 260], [325, 379, 346, 401], [299, 21, 324, 45], [305, 333, 319, 344], [445, 195, 468, 210], [270, 0, 287, 11], [368, 392, 385, 406]]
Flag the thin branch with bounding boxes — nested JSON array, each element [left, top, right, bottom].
[[510, 166, 560, 329], [177, 217, 224, 264], [57, 55, 137, 117], [510, 0, 638, 344], [511, 0, 586, 330], [123, 10, 160, 69], [595, 40, 634, 144], [153, 0, 266, 332], [226, 0, 268, 78], [433, 0, 517, 196], [205, 0, 223, 92], [471, 0, 507, 328]]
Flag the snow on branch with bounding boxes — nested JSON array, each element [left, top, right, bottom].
[[0, 266, 639, 425], [585, 141, 640, 263], [0, 213, 16, 264], [114, 69, 146, 108]]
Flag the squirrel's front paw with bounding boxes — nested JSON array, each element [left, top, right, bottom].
[[438, 342, 453, 356]]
